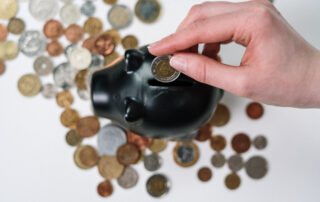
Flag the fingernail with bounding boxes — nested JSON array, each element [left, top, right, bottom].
[[170, 56, 187, 72]]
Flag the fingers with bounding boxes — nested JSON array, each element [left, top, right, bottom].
[[202, 43, 220, 58]]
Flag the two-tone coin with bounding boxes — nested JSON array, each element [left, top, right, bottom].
[[135, 0, 161, 23], [107, 5, 133, 29], [146, 174, 170, 197], [19, 30, 46, 57], [144, 153, 162, 171], [173, 141, 199, 167], [151, 55, 180, 83], [117, 166, 139, 189]]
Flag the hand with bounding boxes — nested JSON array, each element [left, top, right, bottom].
[[148, 0, 320, 108]]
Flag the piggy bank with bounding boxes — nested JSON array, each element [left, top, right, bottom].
[[90, 46, 223, 139]]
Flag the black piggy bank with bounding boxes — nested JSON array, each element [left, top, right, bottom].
[[90, 46, 224, 139]]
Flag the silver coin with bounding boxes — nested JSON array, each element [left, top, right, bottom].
[[29, 0, 59, 21], [69, 47, 92, 70], [146, 174, 170, 198], [33, 56, 54, 76], [77, 88, 90, 100], [177, 144, 195, 164], [60, 0, 73, 3], [151, 55, 180, 83], [60, 3, 81, 25], [144, 153, 162, 171], [53, 62, 77, 89], [41, 83, 57, 98], [18, 30, 46, 57], [245, 156, 268, 179], [135, 0, 161, 22], [81, 1, 95, 17], [89, 54, 104, 71], [117, 166, 139, 189], [107, 5, 133, 30], [211, 152, 226, 168], [97, 124, 127, 156], [228, 154, 244, 172], [64, 43, 78, 58], [253, 135, 268, 150]]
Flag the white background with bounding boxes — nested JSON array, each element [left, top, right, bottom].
[[1, 0, 320, 202]]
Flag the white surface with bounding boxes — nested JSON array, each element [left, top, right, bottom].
[[1, 0, 320, 202]]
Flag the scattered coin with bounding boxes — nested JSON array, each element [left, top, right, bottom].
[[107, 5, 133, 30], [116, 143, 140, 165], [47, 40, 64, 57], [41, 83, 57, 98], [56, 90, 74, 108], [64, 43, 78, 58], [77, 88, 90, 100], [81, 1, 95, 17], [98, 155, 124, 179], [225, 173, 241, 190], [245, 156, 268, 179], [0, 59, 5, 75], [195, 124, 212, 142], [151, 55, 180, 83], [60, 3, 81, 25], [7, 17, 25, 35], [69, 47, 92, 70], [117, 166, 139, 189], [0, 0, 18, 20], [0, 40, 19, 60], [208, 103, 230, 127], [126, 130, 152, 150], [74, 69, 89, 89], [94, 34, 115, 56], [144, 153, 162, 171], [84, 17, 103, 36], [53, 62, 77, 89], [74, 145, 99, 169], [173, 141, 199, 167], [65, 24, 84, 43], [60, 108, 80, 128], [146, 174, 170, 198], [231, 133, 251, 153], [253, 135, 268, 150], [149, 139, 168, 153], [65, 129, 83, 146], [246, 102, 264, 119], [211, 152, 226, 168], [43, 19, 64, 40], [97, 180, 113, 197], [17, 74, 42, 97], [104, 51, 119, 66], [18, 30, 46, 57], [33, 56, 54, 76], [89, 54, 105, 71], [227, 154, 244, 172], [0, 24, 8, 42], [197, 167, 212, 182], [104, 29, 121, 45], [82, 37, 99, 54], [121, 35, 138, 50], [29, 0, 59, 21], [135, 0, 161, 23], [103, 0, 117, 5], [210, 135, 226, 152], [75, 116, 100, 138]]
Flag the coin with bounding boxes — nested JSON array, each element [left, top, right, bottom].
[[77, 88, 90, 100], [225, 173, 241, 190], [75, 116, 100, 138], [135, 0, 161, 23], [0, 59, 5, 75], [18, 30, 46, 57], [121, 35, 138, 50], [231, 133, 251, 154], [146, 174, 170, 198], [173, 141, 199, 167], [245, 156, 268, 179], [69, 47, 92, 70], [0, 0, 18, 20], [98, 155, 124, 179], [144, 153, 162, 171], [53, 62, 77, 89], [126, 130, 152, 150], [227, 154, 244, 172], [210, 135, 226, 152], [89, 54, 104, 71], [107, 5, 133, 30], [208, 103, 230, 127], [82, 37, 99, 54], [94, 34, 115, 56], [97, 124, 127, 156], [47, 40, 64, 57], [60, 3, 80, 25], [29, 0, 59, 21], [43, 19, 64, 40], [74, 145, 99, 169], [84, 17, 103, 36], [116, 143, 140, 165], [97, 180, 113, 197], [7, 17, 25, 35], [56, 90, 74, 108], [74, 69, 89, 90], [41, 83, 57, 98], [197, 167, 212, 182], [211, 152, 226, 168], [151, 55, 180, 83], [104, 29, 121, 45], [117, 166, 139, 189], [103, 0, 117, 5], [149, 139, 167, 153], [65, 129, 83, 146], [33, 56, 53, 76], [60, 108, 80, 128], [0, 24, 8, 42], [17, 74, 42, 97], [65, 24, 84, 43], [0, 40, 19, 60], [64, 43, 78, 58], [195, 124, 212, 142], [246, 102, 264, 119], [253, 135, 267, 150], [104, 51, 119, 66], [81, 1, 95, 17]]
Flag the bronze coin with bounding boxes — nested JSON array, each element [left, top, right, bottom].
[[56, 90, 74, 108], [121, 35, 138, 50], [210, 135, 226, 152], [97, 180, 113, 197], [0, 59, 5, 75], [83, 17, 103, 36], [47, 40, 63, 57], [103, 0, 117, 5], [208, 103, 230, 127], [104, 51, 119, 66], [74, 145, 99, 169], [149, 139, 168, 153], [146, 174, 170, 197], [75, 116, 100, 138], [197, 167, 212, 182], [195, 124, 212, 142], [116, 143, 140, 165], [0, 24, 8, 42], [60, 108, 80, 128], [65, 129, 83, 146], [94, 34, 115, 56], [82, 36, 99, 54], [104, 29, 121, 45], [74, 69, 89, 90], [43, 19, 64, 40], [7, 17, 25, 35], [246, 102, 264, 119], [231, 133, 251, 153], [98, 155, 124, 179], [65, 24, 84, 43], [225, 173, 241, 190], [126, 130, 152, 150]]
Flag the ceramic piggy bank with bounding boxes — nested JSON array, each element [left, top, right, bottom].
[[90, 46, 224, 139]]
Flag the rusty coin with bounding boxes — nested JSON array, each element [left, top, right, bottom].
[[198, 167, 212, 182], [195, 124, 212, 142], [43, 19, 64, 40], [210, 135, 226, 152], [47, 40, 63, 57], [65, 24, 84, 43], [83, 17, 103, 36], [126, 130, 152, 150], [209, 103, 230, 127], [60, 108, 80, 128], [0, 24, 8, 42], [75, 116, 100, 138], [82, 36, 99, 54], [231, 133, 251, 153], [0, 59, 5, 75], [7, 17, 25, 35], [97, 180, 113, 197], [95, 34, 115, 56], [74, 145, 99, 169], [56, 90, 74, 108], [246, 102, 264, 119], [116, 143, 140, 165], [225, 173, 241, 190]]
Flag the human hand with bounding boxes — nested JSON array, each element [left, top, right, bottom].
[[148, 0, 320, 108]]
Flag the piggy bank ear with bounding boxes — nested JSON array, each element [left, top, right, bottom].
[[124, 97, 145, 122], [125, 49, 144, 72]]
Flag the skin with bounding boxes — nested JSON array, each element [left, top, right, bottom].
[[148, 0, 320, 108]]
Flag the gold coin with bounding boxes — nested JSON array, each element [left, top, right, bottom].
[[135, 0, 161, 23], [7, 17, 25, 35], [104, 29, 121, 45], [66, 129, 83, 146], [0, 0, 18, 20], [210, 135, 227, 152], [74, 69, 89, 90], [208, 103, 230, 127], [84, 17, 103, 36], [104, 51, 119, 66], [74, 145, 99, 169], [225, 173, 241, 190], [103, 0, 117, 5], [60, 108, 80, 128], [0, 40, 19, 61], [149, 139, 168, 153], [56, 90, 74, 108], [17, 74, 41, 97], [121, 35, 138, 50], [98, 155, 124, 179], [173, 141, 199, 167]]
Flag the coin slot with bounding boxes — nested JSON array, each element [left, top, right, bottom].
[[147, 79, 193, 87]]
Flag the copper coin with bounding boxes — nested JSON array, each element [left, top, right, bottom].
[[83, 17, 103, 36], [104, 29, 121, 45], [56, 90, 74, 108], [210, 135, 226, 152], [0, 59, 5, 75], [197, 167, 212, 182], [246, 102, 264, 119], [47, 40, 63, 57], [126, 130, 152, 150], [74, 69, 89, 90], [43, 19, 64, 40], [65, 24, 84, 43], [60, 108, 80, 128], [82, 36, 99, 54], [7, 17, 25, 35], [94, 34, 115, 56], [74, 145, 99, 169], [231, 133, 251, 153], [0, 24, 7, 42], [195, 124, 212, 142], [97, 180, 113, 197], [225, 173, 241, 190], [116, 143, 140, 165], [209, 103, 230, 127], [75, 116, 100, 138]]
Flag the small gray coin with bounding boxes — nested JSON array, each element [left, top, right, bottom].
[[41, 83, 57, 98], [211, 152, 226, 168], [81, 1, 95, 17], [144, 153, 162, 171], [77, 88, 90, 100], [146, 174, 170, 198], [29, 0, 59, 21], [177, 130, 198, 142], [89, 54, 104, 71], [245, 156, 268, 179], [19, 30, 47, 57], [253, 135, 267, 150], [60, 3, 81, 25], [177, 145, 195, 164], [136, 0, 160, 22], [228, 154, 244, 172], [97, 124, 127, 156], [151, 55, 180, 83], [107, 5, 133, 30], [53, 62, 77, 89], [117, 166, 139, 189], [33, 56, 54, 76]]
